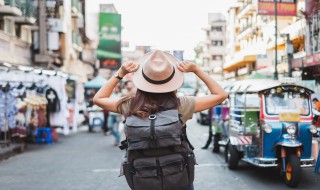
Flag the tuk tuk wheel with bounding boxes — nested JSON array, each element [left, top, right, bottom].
[[88, 125, 93, 132], [225, 143, 239, 170], [284, 154, 301, 188], [212, 134, 220, 153]]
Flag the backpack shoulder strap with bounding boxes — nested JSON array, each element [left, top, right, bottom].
[[181, 125, 195, 150]]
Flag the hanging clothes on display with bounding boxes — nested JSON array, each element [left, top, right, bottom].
[[37, 84, 60, 127], [47, 76, 69, 135], [0, 86, 18, 132], [24, 95, 48, 128]]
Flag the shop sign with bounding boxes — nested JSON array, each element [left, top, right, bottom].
[[97, 13, 122, 70], [312, 65, 320, 77], [305, 51, 320, 67], [258, 0, 297, 16]]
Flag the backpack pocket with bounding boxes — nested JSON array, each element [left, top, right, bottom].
[[132, 154, 189, 190], [122, 162, 134, 189]]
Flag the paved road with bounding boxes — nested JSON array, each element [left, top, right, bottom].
[[0, 117, 319, 190]]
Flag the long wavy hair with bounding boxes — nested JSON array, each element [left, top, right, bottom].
[[118, 89, 180, 118]]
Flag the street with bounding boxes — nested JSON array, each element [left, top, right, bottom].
[[0, 117, 319, 190]]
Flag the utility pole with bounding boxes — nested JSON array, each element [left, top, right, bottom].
[[39, 0, 47, 55], [274, 0, 278, 80], [284, 34, 293, 77], [35, 0, 49, 64]]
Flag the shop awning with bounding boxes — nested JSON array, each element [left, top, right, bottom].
[[96, 50, 122, 59], [223, 55, 256, 71], [84, 75, 107, 89], [267, 20, 305, 51]]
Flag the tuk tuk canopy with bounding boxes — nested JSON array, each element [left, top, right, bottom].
[[229, 79, 280, 93]]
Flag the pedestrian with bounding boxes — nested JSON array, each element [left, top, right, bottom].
[[107, 85, 122, 146], [312, 98, 320, 126], [123, 80, 135, 96], [93, 50, 228, 190], [102, 109, 109, 135]]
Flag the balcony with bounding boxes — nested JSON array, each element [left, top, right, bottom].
[[237, 0, 255, 19], [238, 23, 252, 40], [72, 0, 83, 18], [1, 0, 38, 24], [0, 0, 22, 16]]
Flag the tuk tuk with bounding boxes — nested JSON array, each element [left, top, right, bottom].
[[224, 79, 318, 188]]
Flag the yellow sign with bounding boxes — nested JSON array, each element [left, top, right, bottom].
[[279, 112, 300, 122]]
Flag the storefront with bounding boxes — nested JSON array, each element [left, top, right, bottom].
[[0, 64, 83, 151]]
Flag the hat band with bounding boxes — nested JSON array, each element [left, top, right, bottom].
[[142, 67, 175, 85]]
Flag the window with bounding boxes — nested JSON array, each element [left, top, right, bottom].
[[212, 55, 223, 60], [211, 26, 223, 32], [211, 40, 223, 46], [265, 92, 310, 116]]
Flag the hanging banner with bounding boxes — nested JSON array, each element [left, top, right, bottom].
[[258, 0, 297, 16], [97, 13, 121, 70]]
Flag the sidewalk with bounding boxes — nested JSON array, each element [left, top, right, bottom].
[[0, 143, 26, 161]]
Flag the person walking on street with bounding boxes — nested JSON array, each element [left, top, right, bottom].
[[312, 98, 320, 126], [93, 50, 228, 190], [107, 85, 122, 146], [123, 80, 135, 96], [102, 109, 109, 135]]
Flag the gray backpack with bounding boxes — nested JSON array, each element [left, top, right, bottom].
[[120, 109, 196, 190]]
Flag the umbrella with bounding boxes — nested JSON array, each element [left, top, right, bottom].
[[84, 75, 107, 89]]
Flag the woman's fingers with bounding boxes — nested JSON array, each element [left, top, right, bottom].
[[177, 62, 186, 72]]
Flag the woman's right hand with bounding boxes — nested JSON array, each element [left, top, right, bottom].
[[177, 61, 199, 73], [119, 61, 140, 77]]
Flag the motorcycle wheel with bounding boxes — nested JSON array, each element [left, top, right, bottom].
[[225, 143, 240, 170], [284, 154, 301, 188]]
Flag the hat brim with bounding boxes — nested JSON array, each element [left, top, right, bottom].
[[133, 51, 184, 93]]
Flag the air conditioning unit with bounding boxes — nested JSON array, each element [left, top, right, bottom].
[[48, 18, 66, 33]]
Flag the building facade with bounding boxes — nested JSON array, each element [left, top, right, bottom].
[[199, 13, 226, 81], [0, 0, 94, 82], [224, 0, 305, 81], [0, 0, 38, 66]]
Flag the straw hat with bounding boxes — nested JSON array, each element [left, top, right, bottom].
[[133, 50, 184, 93]]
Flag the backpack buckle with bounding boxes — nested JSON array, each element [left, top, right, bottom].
[[149, 115, 157, 120]]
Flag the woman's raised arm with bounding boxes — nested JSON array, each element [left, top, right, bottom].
[[177, 61, 228, 112], [93, 61, 139, 113]]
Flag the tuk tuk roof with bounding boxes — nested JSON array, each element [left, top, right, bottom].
[[229, 79, 280, 93], [229, 79, 314, 93]]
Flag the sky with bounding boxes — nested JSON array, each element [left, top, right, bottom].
[[100, 0, 236, 59]]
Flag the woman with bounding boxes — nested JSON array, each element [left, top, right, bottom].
[[93, 50, 228, 190]]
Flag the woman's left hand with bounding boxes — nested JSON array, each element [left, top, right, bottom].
[[177, 61, 199, 73], [119, 61, 140, 77]]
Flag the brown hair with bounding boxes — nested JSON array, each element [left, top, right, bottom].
[[117, 89, 180, 118]]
